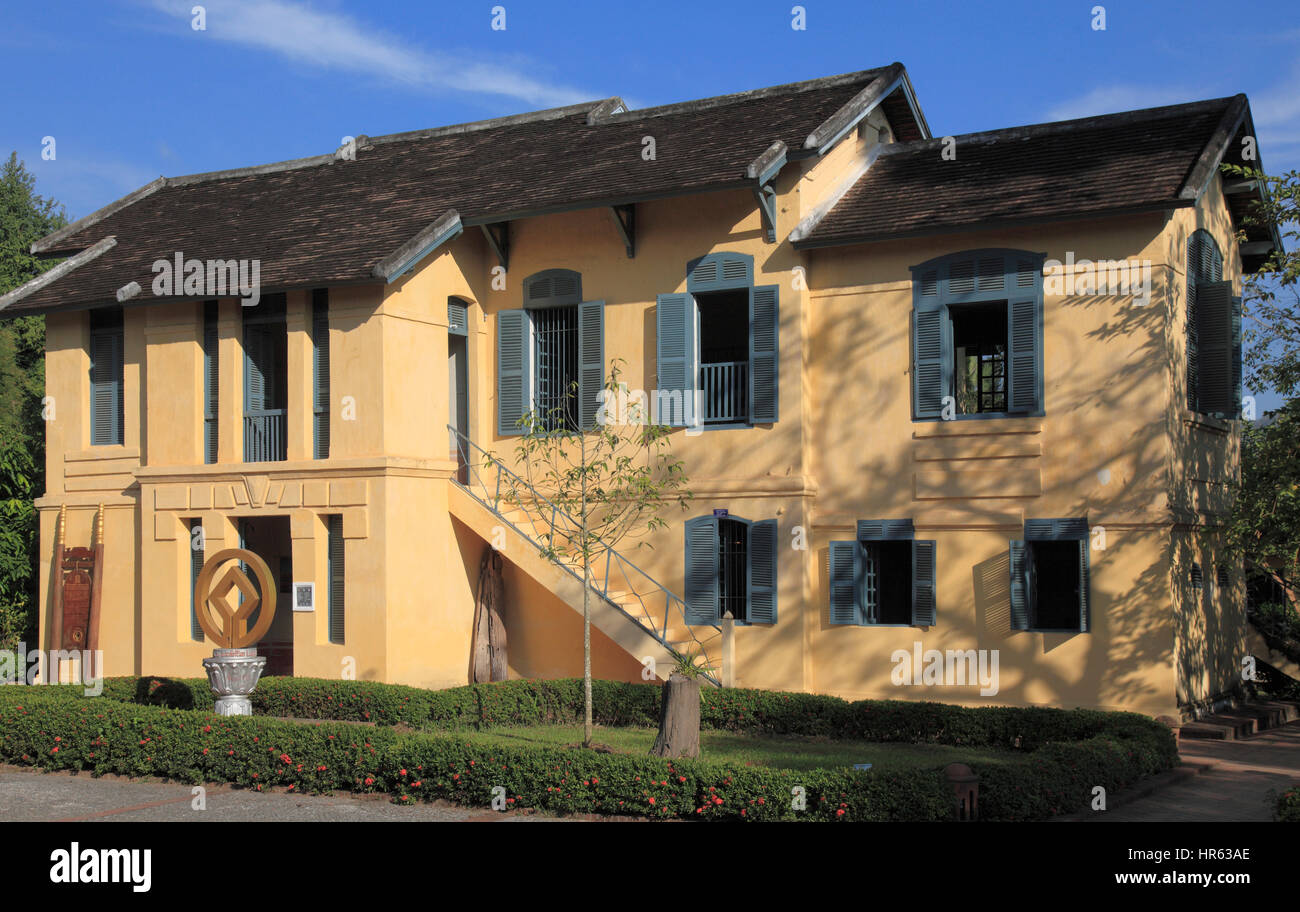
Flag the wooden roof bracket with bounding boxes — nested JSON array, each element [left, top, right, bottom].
[[480, 222, 510, 271], [609, 204, 635, 258], [747, 141, 787, 244]]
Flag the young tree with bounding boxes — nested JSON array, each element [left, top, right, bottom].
[[508, 359, 692, 747], [1223, 164, 1300, 611], [0, 152, 67, 649]]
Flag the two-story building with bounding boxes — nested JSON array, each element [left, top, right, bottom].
[[1, 63, 1278, 718]]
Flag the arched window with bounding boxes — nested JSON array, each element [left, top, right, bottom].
[[1185, 229, 1237, 415], [909, 249, 1045, 420], [497, 270, 604, 434]]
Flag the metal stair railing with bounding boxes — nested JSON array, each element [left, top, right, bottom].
[[448, 424, 720, 684]]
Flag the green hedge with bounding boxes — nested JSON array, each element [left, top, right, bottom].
[[16, 675, 1178, 820], [0, 689, 950, 821]]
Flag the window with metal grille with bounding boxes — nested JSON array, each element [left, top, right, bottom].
[[1191, 563, 1203, 590], [1216, 565, 1229, 590], [533, 304, 579, 431], [718, 517, 748, 622]]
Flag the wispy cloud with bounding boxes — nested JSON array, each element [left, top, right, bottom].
[[145, 0, 596, 108], [1044, 85, 1199, 121]]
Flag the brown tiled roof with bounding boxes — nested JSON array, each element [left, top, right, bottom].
[[7, 66, 922, 314], [795, 96, 1248, 248]]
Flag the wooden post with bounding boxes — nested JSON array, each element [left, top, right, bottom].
[[721, 610, 735, 688], [87, 504, 105, 681], [470, 548, 508, 683], [47, 505, 66, 683]]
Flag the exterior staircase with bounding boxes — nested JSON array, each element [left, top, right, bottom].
[[446, 427, 721, 685]]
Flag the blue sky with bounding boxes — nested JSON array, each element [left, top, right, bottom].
[[2, 0, 1297, 219]]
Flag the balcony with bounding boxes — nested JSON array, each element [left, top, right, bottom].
[[244, 411, 287, 462], [699, 360, 748, 425]]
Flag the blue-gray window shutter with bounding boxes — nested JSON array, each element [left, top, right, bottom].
[[1078, 539, 1091, 633], [497, 309, 531, 435], [448, 298, 469, 336], [1009, 540, 1029, 630], [858, 519, 914, 540], [911, 540, 936, 626], [828, 540, 860, 625], [1186, 279, 1199, 411], [189, 519, 205, 641], [244, 322, 267, 413], [203, 303, 218, 463], [656, 292, 696, 427], [89, 308, 124, 446], [328, 515, 345, 644], [578, 300, 605, 430], [684, 515, 719, 624], [746, 519, 777, 624], [912, 302, 948, 419], [1231, 293, 1242, 419], [312, 290, 330, 459], [687, 252, 753, 293], [1196, 281, 1236, 417], [748, 285, 779, 423], [1006, 295, 1040, 413]]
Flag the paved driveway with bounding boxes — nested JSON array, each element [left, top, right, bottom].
[[1088, 721, 1300, 822], [0, 764, 545, 822]]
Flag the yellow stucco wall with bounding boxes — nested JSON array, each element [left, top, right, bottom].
[[32, 130, 1245, 717]]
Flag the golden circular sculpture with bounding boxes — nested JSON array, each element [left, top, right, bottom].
[[193, 548, 277, 649]]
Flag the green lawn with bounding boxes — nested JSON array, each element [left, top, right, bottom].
[[454, 724, 1017, 771]]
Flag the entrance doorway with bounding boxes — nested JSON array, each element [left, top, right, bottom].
[[237, 516, 293, 676]]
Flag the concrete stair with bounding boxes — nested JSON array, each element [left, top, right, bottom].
[[448, 481, 717, 682], [1178, 700, 1300, 741]]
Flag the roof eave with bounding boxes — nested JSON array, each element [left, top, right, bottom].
[[792, 201, 1192, 250], [0, 237, 119, 314]]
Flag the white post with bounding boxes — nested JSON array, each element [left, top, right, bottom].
[[721, 610, 735, 688]]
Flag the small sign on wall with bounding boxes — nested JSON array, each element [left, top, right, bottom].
[[713, 509, 728, 518], [293, 582, 315, 612]]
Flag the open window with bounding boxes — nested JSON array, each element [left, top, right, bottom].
[[911, 250, 1043, 420], [950, 301, 1008, 415], [828, 520, 936, 627], [1010, 518, 1090, 633], [243, 293, 288, 462], [656, 252, 778, 428], [684, 513, 777, 624]]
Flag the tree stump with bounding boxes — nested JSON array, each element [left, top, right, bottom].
[[650, 673, 701, 758], [470, 549, 508, 683]]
